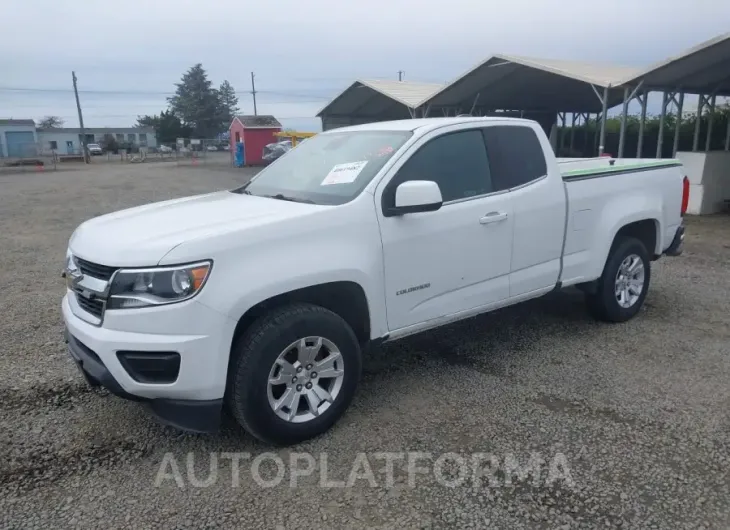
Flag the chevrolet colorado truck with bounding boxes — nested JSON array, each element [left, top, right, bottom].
[[62, 117, 688, 445]]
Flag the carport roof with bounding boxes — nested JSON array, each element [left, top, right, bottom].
[[619, 32, 730, 96], [422, 54, 639, 113], [316, 79, 445, 117]]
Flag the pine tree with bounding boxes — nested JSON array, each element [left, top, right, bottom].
[[168, 64, 221, 137], [218, 80, 240, 125]]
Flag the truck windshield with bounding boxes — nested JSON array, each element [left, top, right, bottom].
[[231, 130, 412, 205]]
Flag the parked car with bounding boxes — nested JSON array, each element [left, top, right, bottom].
[[206, 145, 219, 152], [158, 145, 173, 153], [62, 117, 688, 445], [87, 143, 103, 156], [262, 140, 292, 163]]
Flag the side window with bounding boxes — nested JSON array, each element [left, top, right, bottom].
[[388, 129, 493, 204], [483, 126, 547, 191]]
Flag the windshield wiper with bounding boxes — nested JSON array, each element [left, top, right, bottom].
[[264, 193, 315, 204], [231, 185, 251, 195]]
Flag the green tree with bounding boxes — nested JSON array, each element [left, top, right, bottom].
[[558, 104, 730, 158], [167, 64, 222, 137], [218, 80, 239, 126], [99, 133, 118, 153], [136, 110, 192, 145]]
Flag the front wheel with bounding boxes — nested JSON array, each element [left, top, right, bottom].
[[586, 236, 651, 322], [226, 303, 362, 445]]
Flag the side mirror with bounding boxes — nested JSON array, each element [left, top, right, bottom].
[[386, 180, 443, 216]]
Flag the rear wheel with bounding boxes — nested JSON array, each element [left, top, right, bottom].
[[227, 303, 361, 445], [586, 236, 651, 322]]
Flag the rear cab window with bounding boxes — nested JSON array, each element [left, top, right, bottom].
[[482, 125, 547, 191]]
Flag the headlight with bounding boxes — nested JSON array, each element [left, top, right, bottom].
[[108, 261, 211, 309], [64, 249, 79, 286], [65, 249, 76, 272]]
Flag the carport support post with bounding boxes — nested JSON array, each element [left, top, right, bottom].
[[582, 113, 590, 156], [656, 91, 669, 158], [692, 95, 705, 152], [672, 91, 685, 157], [618, 82, 644, 158], [569, 113, 577, 152], [637, 90, 647, 158], [618, 86, 630, 158], [598, 85, 609, 156], [704, 94, 716, 152]]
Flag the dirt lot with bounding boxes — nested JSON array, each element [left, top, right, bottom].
[[1, 161, 729, 529]]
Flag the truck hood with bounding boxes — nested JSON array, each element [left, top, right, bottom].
[[69, 191, 321, 266]]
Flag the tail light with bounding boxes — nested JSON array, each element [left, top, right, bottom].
[[681, 176, 690, 216]]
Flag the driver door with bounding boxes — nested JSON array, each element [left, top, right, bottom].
[[375, 127, 513, 332]]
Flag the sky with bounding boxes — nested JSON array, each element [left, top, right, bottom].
[[1, 0, 729, 132]]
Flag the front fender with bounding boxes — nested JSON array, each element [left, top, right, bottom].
[[167, 198, 389, 341]]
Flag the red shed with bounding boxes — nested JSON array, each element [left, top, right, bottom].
[[229, 115, 282, 165]]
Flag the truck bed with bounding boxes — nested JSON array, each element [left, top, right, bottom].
[[557, 157, 685, 287], [558, 157, 681, 180]]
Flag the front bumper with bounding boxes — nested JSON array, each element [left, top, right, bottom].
[[664, 225, 685, 257], [65, 330, 221, 432], [62, 293, 237, 432]]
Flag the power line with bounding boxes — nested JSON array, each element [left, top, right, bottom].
[[0, 86, 173, 95], [4, 98, 328, 109], [0, 86, 336, 99], [44, 114, 322, 120]]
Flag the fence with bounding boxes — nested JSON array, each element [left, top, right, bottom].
[[169, 138, 233, 167], [36, 138, 233, 166], [0, 141, 57, 172]]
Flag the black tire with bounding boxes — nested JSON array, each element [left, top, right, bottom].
[[226, 303, 362, 446], [586, 236, 651, 323]]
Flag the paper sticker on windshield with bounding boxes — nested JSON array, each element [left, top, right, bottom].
[[321, 161, 368, 185]]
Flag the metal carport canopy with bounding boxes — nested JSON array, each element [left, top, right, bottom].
[[419, 54, 639, 113], [316, 79, 445, 120], [615, 32, 730, 157], [619, 32, 730, 96]]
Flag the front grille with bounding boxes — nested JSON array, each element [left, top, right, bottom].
[[75, 293, 104, 319], [75, 257, 118, 281]]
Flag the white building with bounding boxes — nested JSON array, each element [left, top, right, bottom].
[[0, 119, 156, 158], [37, 127, 156, 155]]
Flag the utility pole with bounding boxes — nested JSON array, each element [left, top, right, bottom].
[[72, 71, 89, 163], [250, 72, 258, 116], [398, 70, 405, 81]]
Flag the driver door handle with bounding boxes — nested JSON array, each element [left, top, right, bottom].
[[479, 211, 508, 225]]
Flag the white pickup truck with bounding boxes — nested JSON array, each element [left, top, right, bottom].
[[62, 117, 688, 445]]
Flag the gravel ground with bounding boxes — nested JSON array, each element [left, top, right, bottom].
[[1, 161, 729, 529]]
